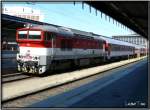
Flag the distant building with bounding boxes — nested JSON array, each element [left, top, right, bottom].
[[2, 6, 44, 51], [112, 34, 148, 48], [2, 6, 44, 21]]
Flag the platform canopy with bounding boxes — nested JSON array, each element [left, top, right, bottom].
[[86, 1, 148, 39]]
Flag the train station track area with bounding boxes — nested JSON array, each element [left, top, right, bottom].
[[2, 56, 148, 107]]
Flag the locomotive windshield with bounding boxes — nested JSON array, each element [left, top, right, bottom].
[[18, 30, 41, 40], [28, 31, 41, 40], [18, 31, 27, 39]]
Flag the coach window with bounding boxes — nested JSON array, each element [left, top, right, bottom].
[[130, 47, 132, 51], [112, 44, 115, 51], [117, 45, 119, 51], [119, 45, 121, 51], [121, 45, 122, 51], [115, 45, 117, 51], [116, 45, 118, 51], [128, 46, 130, 51], [118, 45, 120, 51], [120, 46, 122, 50], [120, 46, 122, 51], [113, 45, 115, 51]]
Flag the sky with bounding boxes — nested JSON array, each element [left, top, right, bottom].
[[3, 2, 136, 37]]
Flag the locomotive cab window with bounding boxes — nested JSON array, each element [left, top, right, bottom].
[[44, 32, 56, 41], [28, 31, 41, 40], [18, 31, 27, 39]]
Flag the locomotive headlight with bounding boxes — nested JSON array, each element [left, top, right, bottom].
[[33, 56, 39, 60], [17, 54, 22, 59], [19, 55, 21, 58], [35, 56, 37, 60]]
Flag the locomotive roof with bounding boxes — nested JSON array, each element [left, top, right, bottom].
[[58, 27, 104, 41], [70, 28, 93, 37], [28, 25, 74, 37], [22, 25, 105, 41]]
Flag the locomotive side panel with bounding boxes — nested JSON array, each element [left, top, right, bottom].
[[52, 35, 105, 60], [16, 27, 106, 74]]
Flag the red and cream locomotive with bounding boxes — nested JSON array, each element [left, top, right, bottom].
[[16, 24, 106, 74]]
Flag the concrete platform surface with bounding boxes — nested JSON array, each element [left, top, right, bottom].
[[29, 58, 148, 108], [2, 57, 146, 101]]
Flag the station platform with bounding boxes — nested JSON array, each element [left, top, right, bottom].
[[29, 58, 148, 108]]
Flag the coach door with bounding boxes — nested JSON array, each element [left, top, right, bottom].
[[105, 42, 111, 59]]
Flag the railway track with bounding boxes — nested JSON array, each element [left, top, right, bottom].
[[2, 72, 33, 83]]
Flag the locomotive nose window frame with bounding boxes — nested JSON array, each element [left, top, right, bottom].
[[28, 31, 41, 40], [18, 31, 28, 39], [18, 30, 42, 40]]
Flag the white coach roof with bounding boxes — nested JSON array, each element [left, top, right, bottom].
[[99, 35, 135, 47]]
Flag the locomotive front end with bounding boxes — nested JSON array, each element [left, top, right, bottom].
[[16, 27, 50, 74], [17, 52, 41, 73]]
